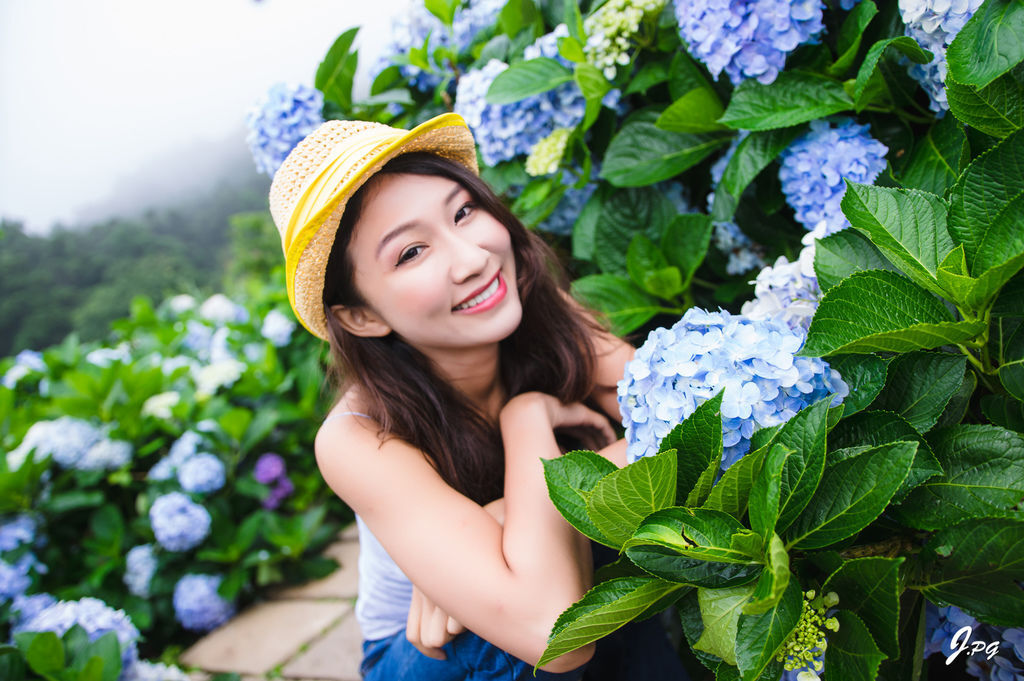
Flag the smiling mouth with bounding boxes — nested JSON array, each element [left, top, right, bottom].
[[453, 274, 502, 311]]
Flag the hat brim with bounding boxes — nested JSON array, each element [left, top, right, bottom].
[[286, 113, 478, 341]]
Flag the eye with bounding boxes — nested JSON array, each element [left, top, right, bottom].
[[396, 245, 424, 266], [454, 201, 475, 224]]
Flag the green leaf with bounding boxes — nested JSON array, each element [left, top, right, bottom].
[[90, 632, 122, 681], [498, 0, 541, 38], [749, 445, 792, 540], [315, 28, 359, 110], [711, 127, 806, 221], [557, 35, 586, 63], [894, 424, 1024, 529], [937, 244, 977, 304], [626, 61, 670, 95], [593, 184, 678, 274], [424, 0, 458, 25], [965, 251, 1024, 310], [870, 351, 968, 432], [840, 182, 953, 298], [695, 584, 757, 665], [627, 234, 683, 299], [20, 631, 64, 674], [825, 610, 888, 681], [588, 449, 678, 548], [658, 391, 724, 506], [661, 214, 714, 290], [486, 58, 573, 104], [981, 393, 1024, 432], [947, 0, 1024, 88], [735, 578, 803, 681], [657, 88, 728, 133], [853, 37, 932, 110], [825, 354, 888, 416], [601, 122, 729, 187], [799, 270, 987, 357], [785, 441, 916, 550], [538, 576, 687, 667], [544, 448, 614, 544], [742, 534, 791, 615], [704, 446, 766, 520], [917, 517, 1024, 626], [769, 398, 832, 533], [813, 229, 896, 294], [571, 275, 664, 335], [823, 557, 904, 659], [719, 71, 852, 130], [829, 0, 879, 76], [898, 115, 970, 195], [948, 129, 1024, 274], [947, 64, 1024, 138], [625, 507, 764, 587]]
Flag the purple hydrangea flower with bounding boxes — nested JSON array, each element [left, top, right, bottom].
[[618, 308, 848, 469], [124, 545, 157, 598], [0, 514, 38, 552], [245, 83, 324, 177], [13, 596, 140, 673], [149, 492, 211, 552], [900, 0, 985, 112], [779, 118, 888, 235], [263, 476, 295, 510], [176, 453, 226, 494], [673, 0, 825, 85], [253, 453, 286, 484], [172, 574, 236, 632]]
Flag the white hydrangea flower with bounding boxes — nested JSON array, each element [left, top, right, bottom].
[[141, 391, 181, 420], [525, 128, 573, 176], [166, 294, 197, 315], [585, 0, 667, 79], [198, 294, 248, 325], [85, 343, 131, 368], [193, 359, 246, 398], [260, 309, 296, 347]]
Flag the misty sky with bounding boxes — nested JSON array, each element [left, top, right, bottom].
[[0, 0, 405, 233]]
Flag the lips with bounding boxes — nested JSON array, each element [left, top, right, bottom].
[[453, 273, 503, 312]]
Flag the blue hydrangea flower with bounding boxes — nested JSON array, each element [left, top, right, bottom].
[[452, 0, 505, 53], [245, 83, 324, 177], [0, 556, 34, 602], [11, 592, 57, 628], [779, 118, 888, 235], [924, 603, 980, 658], [124, 545, 157, 599], [455, 25, 587, 166], [149, 492, 211, 552], [673, 0, 825, 85], [537, 181, 598, 236], [176, 453, 226, 494], [124, 661, 191, 681], [964, 626, 1024, 680], [149, 431, 203, 481], [261, 309, 296, 347], [618, 308, 848, 469], [741, 226, 823, 333], [172, 574, 236, 632], [10, 417, 102, 469], [85, 344, 131, 368], [0, 514, 38, 552], [900, 0, 985, 112], [14, 596, 140, 673], [78, 438, 133, 471]]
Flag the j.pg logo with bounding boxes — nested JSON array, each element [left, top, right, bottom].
[[947, 625, 1001, 665]]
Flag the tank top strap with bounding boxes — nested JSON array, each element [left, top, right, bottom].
[[323, 410, 372, 423]]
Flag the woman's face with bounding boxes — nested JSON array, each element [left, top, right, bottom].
[[337, 172, 522, 358]]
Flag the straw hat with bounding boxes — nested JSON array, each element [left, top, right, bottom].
[[269, 112, 479, 341]]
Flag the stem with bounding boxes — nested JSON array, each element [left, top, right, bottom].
[[838, 536, 918, 560]]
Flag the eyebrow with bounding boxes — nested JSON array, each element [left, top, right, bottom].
[[375, 184, 465, 259]]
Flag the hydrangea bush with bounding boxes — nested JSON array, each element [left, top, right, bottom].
[[284, 1, 1024, 679]]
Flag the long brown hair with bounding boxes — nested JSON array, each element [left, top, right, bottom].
[[322, 152, 600, 505]]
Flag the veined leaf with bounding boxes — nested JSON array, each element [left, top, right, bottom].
[[947, 0, 1024, 89], [661, 214, 715, 291], [315, 27, 360, 110], [711, 126, 806, 221], [719, 71, 853, 130], [543, 450, 618, 546], [486, 58, 573, 104], [824, 354, 889, 416], [695, 584, 757, 665], [785, 441, 916, 550], [870, 351, 968, 432], [749, 445, 791, 540], [800, 270, 986, 357], [822, 557, 904, 659], [588, 448, 677, 548], [829, 0, 879, 76], [735, 578, 803, 681], [947, 65, 1024, 138], [658, 391, 724, 506], [602, 122, 729, 187], [814, 228, 897, 294], [853, 36, 933, 110], [898, 115, 970, 194], [981, 394, 1024, 433], [704, 446, 766, 520], [826, 610, 888, 681], [657, 88, 728, 133], [571, 275, 665, 335], [767, 398, 832, 533], [742, 534, 791, 615]]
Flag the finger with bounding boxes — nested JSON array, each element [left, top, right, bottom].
[[447, 615, 465, 635], [411, 639, 447, 660], [422, 601, 450, 649], [406, 588, 423, 647]]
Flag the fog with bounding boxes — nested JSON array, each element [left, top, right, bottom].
[[0, 0, 405, 233]]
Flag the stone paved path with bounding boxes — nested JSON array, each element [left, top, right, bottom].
[[183, 522, 363, 681]]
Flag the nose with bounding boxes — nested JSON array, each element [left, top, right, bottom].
[[446, 229, 490, 284]]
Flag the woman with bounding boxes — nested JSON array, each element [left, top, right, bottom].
[[269, 113, 683, 680]]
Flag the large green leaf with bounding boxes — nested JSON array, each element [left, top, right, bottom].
[[315, 27, 360, 110], [749, 445, 791, 540], [948, 129, 1024, 274], [898, 115, 970, 195], [704, 446, 766, 520], [947, 65, 1024, 138], [799, 270, 986, 357], [711, 126, 806, 221], [825, 611, 888, 681], [870, 351, 968, 432], [841, 182, 953, 298], [894, 424, 1024, 530], [853, 36, 933, 110], [695, 584, 756, 665], [571, 275, 665, 335], [719, 71, 853, 131], [947, 0, 1024, 88], [625, 507, 764, 588], [543, 450, 618, 546], [588, 448, 677, 548], [486, 58, 573, 104], [829, 0, 879, 76], [627, 234, 683, 299], [822, 557, 904, 659], [785, 441, 916, 550], [824, 354, 889, 416], [917, 517, 1024, 626], [661, 214, 715, 290], [981, 394, 1024, 433], [814, 229, 897, 294], [742, 534, 791, 615], [602, 121, 728, 187], [657, 88, 728, 133], [657, 391, 724, 506], [829, 410, 943, 501], [965, 251, 1024, 310], [17, 632, 63, 674], [593, 184, 679, 274], [538, 576, 687, 667], [735, 578, 803, 681], [765, 399, 833, 533]]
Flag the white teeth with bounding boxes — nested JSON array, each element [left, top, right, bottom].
[[454, 276, 500, 310]]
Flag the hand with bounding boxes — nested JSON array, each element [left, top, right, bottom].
[[504, 393, 616, 451], [406, 584, 465, 660]]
